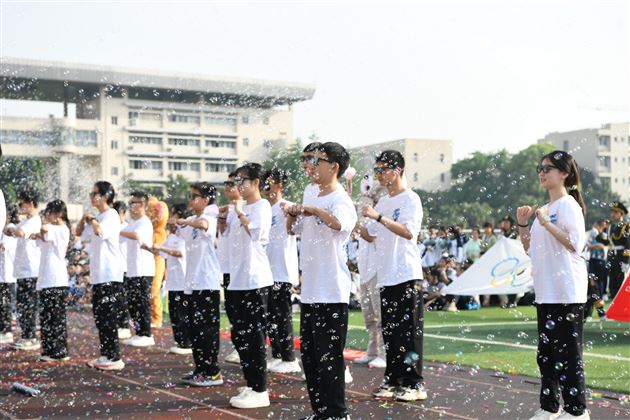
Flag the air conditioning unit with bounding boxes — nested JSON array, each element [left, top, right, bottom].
[[204, 149, 210, 154], [127, 146, 133, 150], [166, 148, 172, 152]]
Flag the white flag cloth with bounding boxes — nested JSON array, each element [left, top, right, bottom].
[[442, 237, 533, 296]]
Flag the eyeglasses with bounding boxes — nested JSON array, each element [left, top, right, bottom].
[[373, 166, 392, 175], [223, 181, 236, 188], [89, 192, 101, 198], [188, 192, 203, 200], [536, 164, 559, 174], [128, 200, 144, 205], [301, 156, 333, 166], [234, 176, 252, 185]]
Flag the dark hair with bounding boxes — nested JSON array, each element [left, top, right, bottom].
[[17, 189, 39, 207], [94, 181, 115, 205], [265, 167, 288, 185], [541, 150, 586, 215], [129, 191, 149, 203], [236, 162, 264, 181], [317, 142, 350, 177], [44, 199, 70, 229], [471, 226, 481, 234], [190, 182, 216, 204], [228, 171, 237, 178], [303, 142, 322, 153], [170, 203, 188, 219], [375, 150, 405, 173], [483, 222, 494, 229], [7, 204, 20, 224], [113, 201, 127, 214]]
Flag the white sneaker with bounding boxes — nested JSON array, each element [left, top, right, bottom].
[[230, 388, 270, 409], [353, 354, 373, 364], [556, 411, 589, 420], [373, 384, 397, 398], [87, 356, 110, 368], [229, 386, 252, 403], [37, 355, 70, 362], [267, 357, 282, 370], [368, 357, 387, 369], [128, 336, 155, 347], [118, 328, 132, 339], [169, 346, 192, 355], [395, 385, 428, 401], [94, 358, 125, 371], [0, 332, 13, 344], [225, 349, 241, 364], [13, 338, 39, 351], [184, 373, 224, 387], [528, 408, 562, 420], [270, 360, 302, 373], [345, 366, 353, 384], [445, 302, 458, 312]]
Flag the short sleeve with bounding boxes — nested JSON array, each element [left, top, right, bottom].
[[331, 195, 357, 234], [397, 194, 423, 236], [247, 202, 271, 242], [558, 199, 586, 254], [99, 211, 120, 240], [199, 214, 217, 238]]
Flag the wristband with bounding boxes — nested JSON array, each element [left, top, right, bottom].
[[376, 214, 383, 223], [517, 223, 528, 228]]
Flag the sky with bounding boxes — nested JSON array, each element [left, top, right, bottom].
[[1, 0, 628, 161]]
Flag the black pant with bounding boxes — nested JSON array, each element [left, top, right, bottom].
[[92, 282, 123, 361], [588, 259, 607, 298], [0, 283, 16, 333], [185, 290, 221, 376], [117, 275, 129, 329], [39, 287, 68, 358], [268, 282, 295, 361], [536, 304, 587, 416], [223, 273, 234, 324], [125, 276, 152, 337], [228, 287, 270, 392], [17, 278, 38, 339], [168, 291, 191, 348], [381, 280, 424, 388], [608, 253, 625, 299], [301, 303, 348, 419]]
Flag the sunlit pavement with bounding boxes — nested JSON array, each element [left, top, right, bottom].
[[1, 309, 628, 419]]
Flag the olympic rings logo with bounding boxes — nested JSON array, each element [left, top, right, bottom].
[[489, 257, 531, 288]]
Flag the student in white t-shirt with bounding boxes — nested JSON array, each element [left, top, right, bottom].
[[175, 182, 223, 388], [360, 150, 427, 402], [0, 205, 19, 344], [300, 141, 322, 202], [221, 163, 273, 409], [261, 168, 301, 374], [76, 181, 125, 371], [216, 171, 242, 365], [119, 191, 156, 347], [148, 204, 190, 355], [4, 189, 42, 351], [31, 200, 71, 361], [517, 151, 589, 420], [113, 201, 131, 339], [287, 142, 357, 420]]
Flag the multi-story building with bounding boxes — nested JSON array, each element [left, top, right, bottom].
[[538, 122, 630, 201], [0, 57, 315, 205], [350, 138, 453, 191]]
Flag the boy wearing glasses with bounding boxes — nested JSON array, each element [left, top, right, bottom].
[[360, 150, 427, 402], [301, 142, 322, 201], [287, 142, 357, 420], [176, 183, 223, 387], [119, 191, 155, 347], [5, 189, 41, 351]]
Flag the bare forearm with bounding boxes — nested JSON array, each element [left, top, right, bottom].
[[543, 222, 576, 252], [518, 226, 531, 253]]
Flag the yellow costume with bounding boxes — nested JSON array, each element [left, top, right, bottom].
[[147, 197, 168, 326]]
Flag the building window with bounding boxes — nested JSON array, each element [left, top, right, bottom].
[[75, 130, 98, 147], [206, 163, 237, 173], [263, 139, 273, 149], [413, 153, 418, 162], [614, 137, 618, 142], [168, 137, 200, 147], [111, 167, 118, 176], [599, 136, 610, 146], [204, 114, 237, 127], [128, 111, 139, 120], [615, 178, 618, 183], [263, 117, 269, 125], [563, 140, 569, 151], [168, 161, 200, 172], [440, 153, 445, 163], [600, 156, 610, 168], [129, 160, 162, 170], [206, 139, 236, 149], [242, 115, 249, 124], [243, 138, 250, 146], [440, 173, 445, 183], [111, 116, 118, 125], [413, 173, 418, 182], [129, 135, 162, 145], [168, 113, 200, 124], [111, 140, 118, 150], [615, 157, 618, 163]]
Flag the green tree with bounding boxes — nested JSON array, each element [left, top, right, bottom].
[[262, 138, 309, 203], [164, 174, 190, 206], [0, 158, 48, 203]]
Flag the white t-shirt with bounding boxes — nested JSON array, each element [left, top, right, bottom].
[[216, 204, 234, 274], [529, 195, 588, 304], [357, 237, 377, 283], [87, 208, 124, 284], [292, 188, 357, 304], [123, 215, 155, 277], [179, 207, 222, 293], [0, 190, 5, 234], [13, 215, 42, 279], [0, 226, 17, 284], [228, 199, 274, 290], [367, 189, 424, 287], [160, 233, 186, 292], [119, 221, 129, 273], [303, 183, 319, 202], [37, 224, 70, 290], [266, 200, 299, 286]]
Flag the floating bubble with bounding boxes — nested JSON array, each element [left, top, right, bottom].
[[569, 388, 579, 396], [545, 320, 556, 330], [566, 313, 576, 321], [542, 388, 551, 395], [555, 362, 564, 370]]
